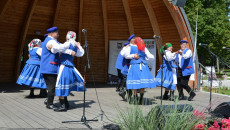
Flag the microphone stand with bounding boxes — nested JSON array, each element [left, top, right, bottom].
[[200, 45, 214, 111], [206, 47, 214, 112], [62, 30, 98, 129], [154, 36, 165, 105]]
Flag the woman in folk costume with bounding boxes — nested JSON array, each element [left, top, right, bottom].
[[154, 43, 177, 101], [17, 39, 47, 98], [121, 37, 156, 105], [54, 31, 85, 112]]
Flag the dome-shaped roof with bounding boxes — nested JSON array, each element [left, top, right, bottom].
[[0, 0, 194, 82]]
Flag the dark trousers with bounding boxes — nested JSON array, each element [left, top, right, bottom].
[[117, 69, 124, 88], [43, 74, 57, 106], [117, 69, 123, 81], [177, 68, 194, 97]]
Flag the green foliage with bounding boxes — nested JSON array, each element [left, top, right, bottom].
[[116, 101, 201, 130], [184, 0, 230, 67]]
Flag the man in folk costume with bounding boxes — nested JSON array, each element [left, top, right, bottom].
[[121, 37, 156, 105], [40, 27, 76, 109], [115, 44, 126, 92], [53, 31, 85, 112], [118, 34, 135, 101], [176, 40, 196, 101], [116, 42, 130, 99]]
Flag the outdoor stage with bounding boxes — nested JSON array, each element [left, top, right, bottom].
[[0, 83, 229, 129]]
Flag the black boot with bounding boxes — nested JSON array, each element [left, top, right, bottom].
[[64, 97, 69, 109], [185, 86, 196, 101], [26, 88, 35, 98], [169, 91, 175, 101], [127, 90, 132, 103], [39, 89, 47, 98], [119, 88, 126, 101], [46, 95, 56, 109], [178, 86, 185, 100], [54, 99, 67, 112], [139, 93, 144, 105], [163, 90, 169, 100]]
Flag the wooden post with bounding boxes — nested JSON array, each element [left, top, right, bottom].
[[102, 0, 109, 82], [142, 0, 162, 65], [15, 0, 38, 80], [122, 0, 134, 35]]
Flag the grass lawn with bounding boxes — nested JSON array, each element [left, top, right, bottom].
[[202, 86, 230, 95]]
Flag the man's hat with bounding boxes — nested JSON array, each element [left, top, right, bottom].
[[44, 34, 48, 37], [128, 34, 135, 42], [124, 42, 129, 46], [180, 40, 188, 44], [47, 27, 58, 33]]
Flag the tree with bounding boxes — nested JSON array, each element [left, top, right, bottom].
[[184, 0, 230, 68]]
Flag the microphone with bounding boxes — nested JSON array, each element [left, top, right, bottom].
[[199, 43, 208, 46], [82, 29, 87, 33], [153, 35, 160, 39]]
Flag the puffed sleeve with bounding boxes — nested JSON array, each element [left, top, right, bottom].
[[120, 45, 134, 59], [36, 48, 42, 56]]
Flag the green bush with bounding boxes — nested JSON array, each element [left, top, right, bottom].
[[116, 100, 201, 130]]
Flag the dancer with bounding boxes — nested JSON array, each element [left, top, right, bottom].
[[40, 27, 76, 109], [54, 31, 85, 112], [17, 39, 47, 98], [121, 37, 156, 105], [176, 40, 196, 101], [154, 43, 177, 101]]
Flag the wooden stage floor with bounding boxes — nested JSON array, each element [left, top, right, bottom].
[[0, 83, 229, 129]]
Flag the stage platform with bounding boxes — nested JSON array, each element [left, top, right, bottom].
[[0, 83, 229, 129]]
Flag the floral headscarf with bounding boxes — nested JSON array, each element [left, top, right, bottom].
[[28, 39, 41, 51], [135, 37, 145, 52], [66, 31, 76, 41], [66, 31, 77, 46]]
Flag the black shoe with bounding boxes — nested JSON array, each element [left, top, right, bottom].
[[44, 98, 48, 105], [54, 99, 67, 112], [116, 87, 120, 92], [162, 95, 169, 100], [46, 104, 57, 109], [119, 89, 126, 101], [179, 96, 186, 100], [188, 93, 196, 101], [54, 105, 67, 112]]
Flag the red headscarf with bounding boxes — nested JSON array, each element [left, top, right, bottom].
[[135, 37, 145, 52]]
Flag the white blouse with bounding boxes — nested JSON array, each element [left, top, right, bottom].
[[164, 50, 176, 61], [120, 44, 154, 60]]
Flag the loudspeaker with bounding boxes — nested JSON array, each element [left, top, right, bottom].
[[171, 0, 187, 8], [211, 102, 230, 118]]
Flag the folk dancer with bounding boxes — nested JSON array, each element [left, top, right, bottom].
[[17, 39, 47, 98], [54, 31, 85, 112], [121, 37, 156, 105], [176, 40, 196, 101], [154, 43, 177, 101]]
